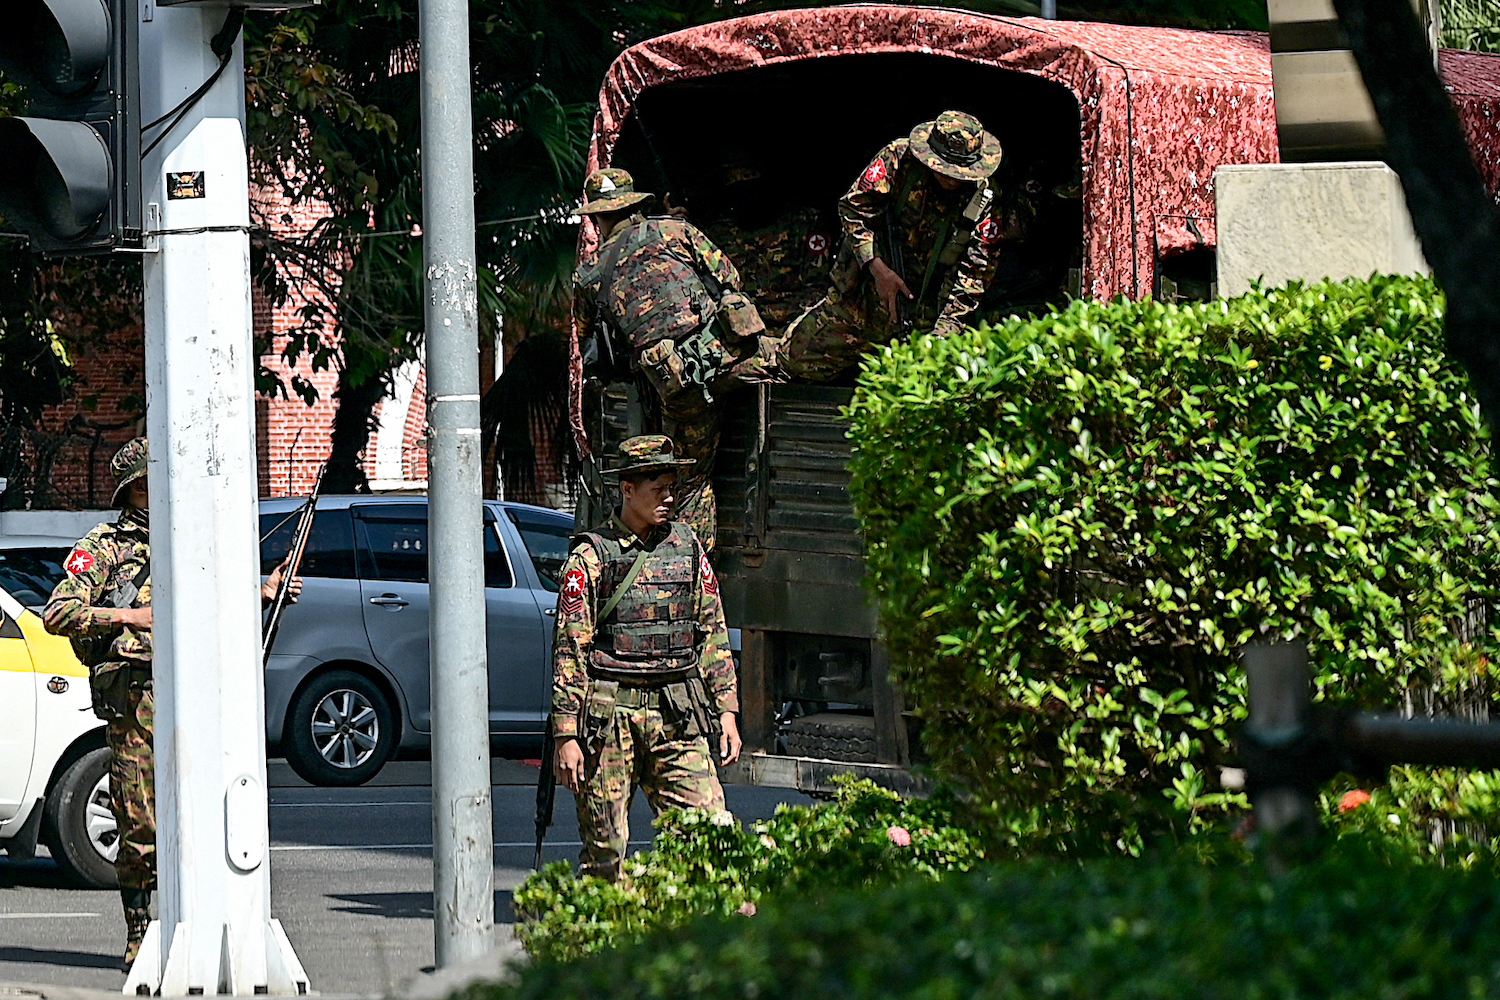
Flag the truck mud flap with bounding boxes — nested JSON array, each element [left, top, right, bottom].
[[721, 752, 932, 799]]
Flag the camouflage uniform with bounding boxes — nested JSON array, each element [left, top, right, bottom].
[[780, 111, 1008, 382], [575, 168, 779, 547], [43, 438, 154, 969], [552, 436, 739, 881]]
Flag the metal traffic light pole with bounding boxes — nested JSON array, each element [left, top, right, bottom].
[[124, 3, 308, 994], [418, 0, 497, 969]]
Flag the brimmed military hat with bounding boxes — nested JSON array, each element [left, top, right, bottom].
[[578, 168, 654, 215], [608, 435, 695, 478], [909, 111, 1002, 182], [110, 436, 148, 509]]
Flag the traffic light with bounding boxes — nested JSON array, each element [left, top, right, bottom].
[[0, 0, 140, 255]]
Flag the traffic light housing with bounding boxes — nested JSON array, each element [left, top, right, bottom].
[[0, 0, 140, 255]]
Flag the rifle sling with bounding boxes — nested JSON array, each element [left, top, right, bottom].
[[596, 545, 652, 623]]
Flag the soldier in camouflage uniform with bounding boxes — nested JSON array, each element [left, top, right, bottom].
[[780, 111, 1010, 381], [43, 437, 301, 972], [551, 435, 741, 882], [574, 168, 779, 548]]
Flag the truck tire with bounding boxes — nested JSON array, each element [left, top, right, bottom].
[[782, 712, 878, 764], [284, 670, 395, 787], [43, 747, 120, 889]]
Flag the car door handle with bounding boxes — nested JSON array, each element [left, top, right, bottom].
[[544, 608, 556, 617], [369, 594, 410, 608]]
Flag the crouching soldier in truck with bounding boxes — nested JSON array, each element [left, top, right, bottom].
[[574, 168, 779, 548], [550, 435, 742, 881], [780, 110, 1010, 382]]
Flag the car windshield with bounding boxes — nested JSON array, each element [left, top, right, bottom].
[[506, 509, 573, 592], [0, 547, 70, 607]]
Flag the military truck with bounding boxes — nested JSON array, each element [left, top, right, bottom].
[[572, 5, 1500, 795]]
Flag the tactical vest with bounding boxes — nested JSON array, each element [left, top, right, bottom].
[[580, 521, 699, 677], [576, 217, 718, 349]]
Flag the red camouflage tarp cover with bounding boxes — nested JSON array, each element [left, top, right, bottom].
[[570, 5, 1500, 453]]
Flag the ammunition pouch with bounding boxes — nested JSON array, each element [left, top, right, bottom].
[[714, 292, 765, 345], [581, 673, 721, 753], [89, 662, 150, 722], [582, 680, 619, 759], [638, 325, 730, 406]]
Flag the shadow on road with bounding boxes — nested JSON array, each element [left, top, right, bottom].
[[326, 890, 516, 922], [0, 946, 120, 972], [0, 859, 83, 890]]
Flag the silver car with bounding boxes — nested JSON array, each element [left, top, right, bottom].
[[259, 496, 572, 786]]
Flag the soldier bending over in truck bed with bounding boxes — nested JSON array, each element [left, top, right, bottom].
[[779, 110, 1011, 382], [574, 168, 780, 548]]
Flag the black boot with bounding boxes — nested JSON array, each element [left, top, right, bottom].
[[121, 888, 151, 972]]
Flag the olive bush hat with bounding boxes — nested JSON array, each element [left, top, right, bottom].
[[909, 110, 1002, 182], [579, 168, 655, 215], [110, 436, 148, 508], [609, 435, 695, 478]]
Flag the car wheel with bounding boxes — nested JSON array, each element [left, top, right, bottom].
[[285, 670, 395, 787], [43, 747, 120, 889]]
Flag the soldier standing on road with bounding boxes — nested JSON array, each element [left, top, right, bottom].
[[780, 110, 1009, 381], [574, 168, 778, 549], [43, 437, 301, 972], [550, 435, 742, 882]]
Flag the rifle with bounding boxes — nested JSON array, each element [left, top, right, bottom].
[[883, 207, 913, 338], [532, 718, 556, 869], [261, 464, 324, 668]]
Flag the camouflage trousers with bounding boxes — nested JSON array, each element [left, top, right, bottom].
[[107, 683, 156, 891], [654, 331, 784, 549], [777, 289, 879, 383], [574, 702, 727, 882]]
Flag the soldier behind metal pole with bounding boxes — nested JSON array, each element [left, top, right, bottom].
[[550, 434, 742, 882], [573, 169, 780, 550], [42, 438, 303, 972], [779, 110, 1010, 382]]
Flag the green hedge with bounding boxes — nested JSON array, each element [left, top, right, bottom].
[[847, 276, 1500, 852], [514, 779, 987, 962], [482, 844, 1500, 1000]]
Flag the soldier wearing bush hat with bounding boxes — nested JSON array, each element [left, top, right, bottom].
[[549, 434, 742, 881], [780, 110, 1015, 381], [42, 436, 302, 970], [574, 168, 780, 549]]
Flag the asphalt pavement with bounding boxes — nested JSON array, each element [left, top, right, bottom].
[[0, 758, 813, 996]]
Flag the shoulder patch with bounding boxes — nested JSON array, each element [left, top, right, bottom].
[[859, 158, 888, 192], [976, 217, 1001, 246], [700, 553, 718, 597], [64, 549, 95, 576], [560, 567, 587, 616]]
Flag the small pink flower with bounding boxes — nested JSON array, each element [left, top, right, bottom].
[[1339, 789, 1371, 813], [736, 901, 757, 917], [887, 825, 912, 847]]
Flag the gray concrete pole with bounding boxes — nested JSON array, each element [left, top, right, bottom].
[[418, 0, 496, 968]]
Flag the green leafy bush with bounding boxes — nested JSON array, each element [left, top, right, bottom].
[[479, 844, 1500, 1000], [847, 276, 1500, 853], [514, 778, 987, 962]]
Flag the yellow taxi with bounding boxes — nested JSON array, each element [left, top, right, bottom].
[[0, 584, 117, 887]]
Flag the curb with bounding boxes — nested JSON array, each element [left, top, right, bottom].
[[401, 934, 528, 1000]]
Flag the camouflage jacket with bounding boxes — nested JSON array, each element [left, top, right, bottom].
[[551, 515, 737, 739], [837, 138, 1007, 336], [43, 507, 153, 673], [574, 214, 742, 354]]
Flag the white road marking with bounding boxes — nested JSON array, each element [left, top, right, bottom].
[[0, 912, 102, 919]]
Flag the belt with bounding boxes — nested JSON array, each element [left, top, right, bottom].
[[587, 664, 697, 684], [614, 686, 664, 709]]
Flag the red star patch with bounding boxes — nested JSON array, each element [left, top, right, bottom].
[[700, 553, 718, 597], [976, 218, 1001, 246], [64, 549, 95, 576], [806, 232, 829, 254], [859, 158, 888, 191], [559, 568, 586, 616]]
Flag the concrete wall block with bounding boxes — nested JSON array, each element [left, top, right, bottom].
[[1215, 161, 1429, 299]]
